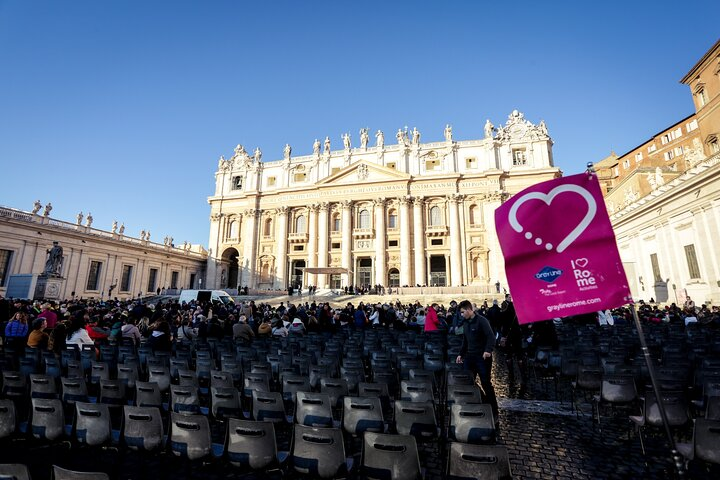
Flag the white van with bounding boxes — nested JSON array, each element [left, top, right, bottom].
[[178, 289, 235, 306]]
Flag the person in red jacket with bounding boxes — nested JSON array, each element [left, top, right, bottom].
[[424, 303, 441, 332]]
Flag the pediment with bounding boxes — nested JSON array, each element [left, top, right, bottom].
[[317, 161, 411, 186]]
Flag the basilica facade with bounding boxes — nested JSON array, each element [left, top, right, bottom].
[[206, 111, 561, 291]]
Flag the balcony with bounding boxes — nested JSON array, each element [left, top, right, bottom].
[[288, 232, 308, 243], [353, 228, 375, 239], [425, 225, 448, 237]]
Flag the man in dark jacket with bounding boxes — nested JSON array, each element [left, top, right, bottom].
[[456, 299, 499, 418]]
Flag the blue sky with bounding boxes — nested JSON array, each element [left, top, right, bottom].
[[1, 0, 718, 247]]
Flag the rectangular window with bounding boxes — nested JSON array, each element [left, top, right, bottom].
[[86, 261, 102, 291], [661, 134, 669, 145], [512, 149, 527, 166], [674, 128, 682, 139], [622, 160, 630, 169], [266, 176, 276, 187], [698, 89, 708, 107], [386, 162, 396, 170], [684, 244, 701, 279], [663, 151, 675, 161], [189, 273, 196, 289], [635, 152, 643, 162], [231, 176, 243, 190], [293, 245, 304, 251], [171, 271, 179, 289], [674, 146, 684, 156], [331, 242, 341, 249], [431, 239, 443, 246], [647, 144, 657, 153], [147, 268, 158, 293], [686, 119, 698, 132], [465, 158, 477, 169], [425, 159, 440, 171], [294, 173, 307, 183], [388, 240, 398, 247], [0, 249, 12, 287], [650, 253, 662, 283], [120, 265, 133, 292]]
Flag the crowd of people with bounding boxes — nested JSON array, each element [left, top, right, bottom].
[[1, 292, 718, 411]]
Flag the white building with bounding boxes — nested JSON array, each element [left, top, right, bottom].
[[206, 111, 561, 291], [0, 206, 207, 300]]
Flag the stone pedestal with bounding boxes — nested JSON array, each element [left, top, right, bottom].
[[34, 276, 65, 301]]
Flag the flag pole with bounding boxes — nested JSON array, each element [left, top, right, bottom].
[[629, 303, 685, 477], [584, 163, 683, 475]]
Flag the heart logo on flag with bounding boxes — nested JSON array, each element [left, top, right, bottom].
[[507, 184, 597, 253], [574, 258, 588, 268]]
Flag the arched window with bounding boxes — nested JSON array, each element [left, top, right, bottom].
[[295, 215, 306, 234], [429, 206, 442, 226], [332, 213, 341, 232], [228, 220, 239, 239], [387, 209, 398, 229], [264, 218, 273, 237], [469, 204, 481, 225], [358, 209, 370, 229]]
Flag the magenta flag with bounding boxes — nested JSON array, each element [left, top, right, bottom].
[[494, 173, 632, 324]]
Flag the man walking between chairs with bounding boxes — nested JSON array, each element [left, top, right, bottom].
[[455, 299, 499, 419]]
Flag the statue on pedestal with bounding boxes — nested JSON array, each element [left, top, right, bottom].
[[444, 124, 453, 142], [43, 203, 52, 217], [253, 147, 262, 163], [32, 200, 42, 215], [412, 127, 421, 145], [140, 230, 146, 241], [283, 144, 292, 160], [655, 167, 665, 187], [484, 119, 494, 139], [146, 231, 151, 242], [375, 130, 384, 148], [342, 133, 351, 150], [43, 241, 64, 277], [85, 213, 93, 228], [76, 212, 84, 225], [324, 136, 331, 154], [111, 221, 118, 234], [360, 128, 369, 149], [118, 223, 125, 235], [313, 139, 321, 156]]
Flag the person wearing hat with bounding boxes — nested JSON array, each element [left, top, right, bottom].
[[233, 314, 255, 345], [27, 317, 49, 349], [257, 317, 272, 337], [288, 317, 306, 336], [38, 303, 58, 329]]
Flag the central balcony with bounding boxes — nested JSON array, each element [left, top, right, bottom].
[[352, 228, 375, 239], [288, 232, 308, 243], [425, 225, 448, 237]]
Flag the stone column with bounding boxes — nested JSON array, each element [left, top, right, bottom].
[[307, 204, 319, 287], [242, 209, 259, 288], [413, 197, 426, 286], [317, 202, 330, 288], [399, 196, 412, 287], [275, 206, 289, 289], [341, 200, 353, 286], [448, 194, 464, 286], [374, 199, 386, 287]]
